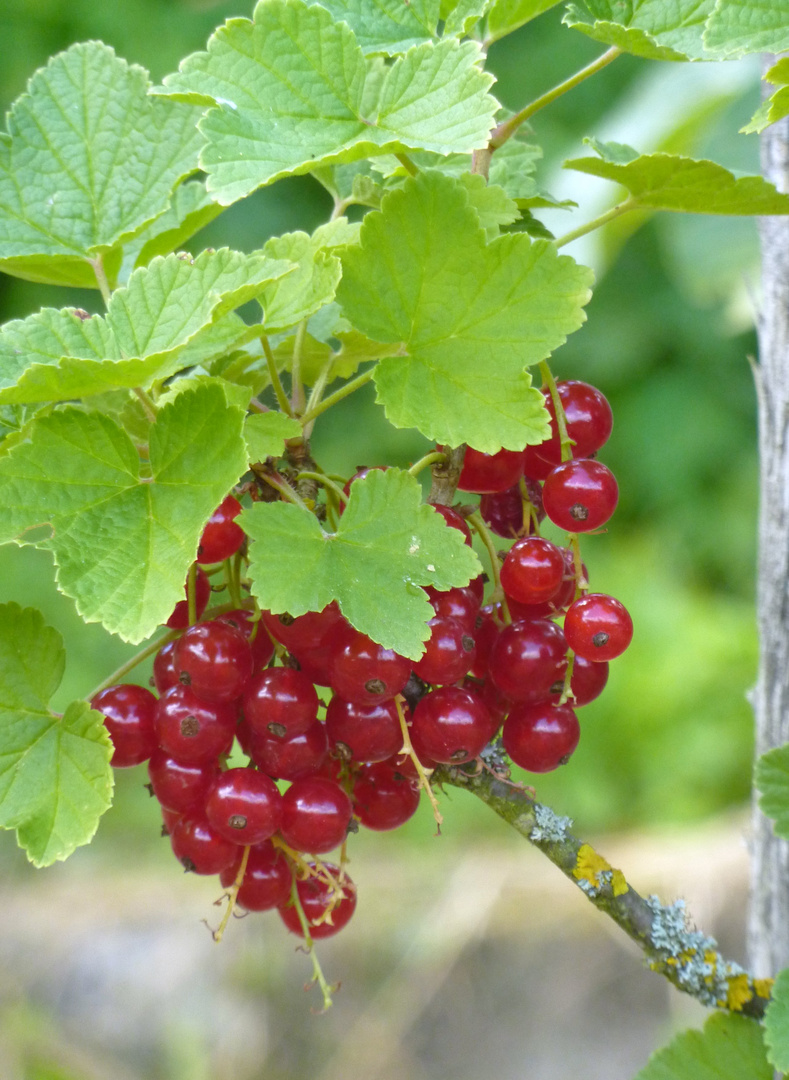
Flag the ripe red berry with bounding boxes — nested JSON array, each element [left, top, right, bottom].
[[428, 502, 473, 545], [410, 686, 493, 764], [205, 767, 283, 845], [173, 620, 253, 703], [353, 761, 420, 831], [278, 864, 357, 939], [148, 750, 220, 814], [479, 480, 544, 538], [170, 814, 237, 874], [279, 777, 353, 854], [488, 619, 568, 703], [91, 683, 158, 768], [217, 609, 275, 671], [165, 567, 211, 629], [262, 603, 343, 653], [564, 593, 633, 661], [329, 627, 411, 706], [325, 696, 403, 764], [457, 446, 525, 494], [542, 459, 619, 533], [501, 536, 565, 605], [413, 614, 476, 686], [242, 667, 319, 739], [502, 702, 580, 772], [535, 381, 613, 465], [197, 494, 245, 564], [220, 841, 292, 911], [154, 685, 236, 764], [246, 718, 328, 780]]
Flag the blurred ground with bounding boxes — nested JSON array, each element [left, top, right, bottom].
[[0, 804, 749, 1080]]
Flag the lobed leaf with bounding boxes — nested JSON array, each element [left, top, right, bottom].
[[244, 411, 302, 462], [764, 967, 789, 1072], [120, 180, 224, 280], [0, 603, 113, 866], [241, 468, 481, 658], [0, 41, 204, 288], [303, 0, 440, 54], [742, 59, 789, 136], [562, 0, 717, 61], [156, 0, 497, 205], [337, 170, 592, 452], [0, 383, 248, 642], [486, 0, 563, 43], [632, 1012, 771, 1080], [703, 0, 789, 57]]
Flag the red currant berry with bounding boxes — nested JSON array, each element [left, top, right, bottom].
[[262, 603, 343, 653], [410, 686, 493, 764], [220, 841, 292, 911], [425, 585, 480, 629], [501, 536, 565, 605], [329, 627, 411, 706], [564, 593, 633, 661], [457, 446, 525, 494], [197, 494, 245, 564], [173, 620, 253, 704], [148, 750, 220, 814], [242, 667, 319, 740], [542, 460, 618, 533], [469, 606, 501, 678], [479, 482, 540, 539], [170, 814, 237, 874], [353, 761, 420, 831], [502, 702, 580, 772], [569, 655, 609, 705], [153, 640, 180, 695], [522, 445, 554, 481], [91, 684, 158, 768], [205, 767, 283, 846], [278, 864, 356, 939], [413, 615, 476, 686], [246, 718, 328, 780], [279, 777, 353, 853], [488, 619, 568, 703], [428, 503, 473, 545], [217, 609, 275, 671], [536, 381, 613, 466], [165, 567, 211, 629], [325, 696, 403, 764], [154, 685, 236, 764]]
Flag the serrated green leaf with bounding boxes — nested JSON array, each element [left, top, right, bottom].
[[742, 59, 789, 135], [632, 1012, 771, 1080], [0, 249, 292, 404], [304, 0, 440, 53], [157, 0, 497, 204], [563, 0, 717, 61], [0, 603, 113, 866], [0, 42, 204, 288], [312, 160, 385, 208], [755, 744, 789, 839], [245, 412, 302, 462], [0, 383, 248, 642], [486, 0, 563, 43], [703, 0, 789, 57], [120, 180, 224, 281], [241, 468, 481, 657], [337, 171, 591, 452], [260, 219, 360, 333], [460, 174, 520, 239], [443, 0, 492, 38], [564, 148, 789, 215], [764, 967, 789, 1071]]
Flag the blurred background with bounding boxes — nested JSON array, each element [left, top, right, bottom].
[[0, 1, 764, 1077]]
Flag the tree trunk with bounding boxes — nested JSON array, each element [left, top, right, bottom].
[[749, 77, 789, 978]]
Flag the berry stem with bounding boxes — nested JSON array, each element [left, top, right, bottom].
[[87, 629, 179, 698], [395, 152, 419, 176], [258, 470, 314, 513], [488, 46, 622, 147], [288, 877, 336, 1012], [291, 321, 308, 415], [428, 444, 466, 506], [394, 696, 443, 832], [90, 254, 113, 307], [553, 199, 638, 250], [225, 553, 244, 610], [299, 367, 375, 426], [295, 470, 349, 507], [467, 510, 512, 624], [408, 450, 447, 477], [260, 335, 295, 417], [539, 360, 573, 463], [186, 562, 198, 626], [518, 477, 542, 535], [212, 844, 251, 944]]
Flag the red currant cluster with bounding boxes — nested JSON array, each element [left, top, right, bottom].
[[88, 377, 631, 951]]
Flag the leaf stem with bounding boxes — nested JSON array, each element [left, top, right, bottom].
[[295, 470, 349, 506], [90, 255, 113, 307], [553, 199, 638, 250], [88, 630, 178, 699], [299, 367, 375, 426], [490, 47, 622, 150], [291, 321, 308, 415], [132, 387, 157, 423], [261, 336, 294, 417], [408, 451, 447, 478], [395, 152, 419, 177], [259, 470, 314, 513]]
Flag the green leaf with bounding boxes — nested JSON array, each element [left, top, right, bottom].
[[337, 171, 591, 452], [442, 0, 492, 39], [460, 174, 521, 239], [562, 0, 717, 61], [633, 1012, 771, 1080], [486, 0, 564, 43], [564, 146, 789, 215], [742, 59, 789, 135], [120, 180, 224, 281], [765, 967, 789, 1071], [0, 42, 204, 288], [260, 219, 361, 334], [244, 412, 302, 462], [0, 603, 113, 866], [157, 0, 497, 204], [755, 744, 789, 839], [0, 383, 248, 643], [304, 0, 440, 53], [241, 468, 481, 658], [0, 249, 293, 404], [704, 0, 789, 57]]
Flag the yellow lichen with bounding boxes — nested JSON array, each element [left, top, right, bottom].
[[726, 974, 753, 1012], [754, 977, 774, 999]]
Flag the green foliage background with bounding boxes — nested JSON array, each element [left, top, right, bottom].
[[0, 0, 760, 844]]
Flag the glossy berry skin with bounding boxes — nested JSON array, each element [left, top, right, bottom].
[[170, 814, 237, 874], [522, 445, 555, 482], [242, 668, 319, 739], [501, 537, 565, 605], [353, 761, 420, 831], [488, 619, 568, 703], [413, 615, 476, 686], [197, 494, 245, 564], [152, 640, 180, 695], [564, 593, 633, 661], [535, 381, 613, 466], [262, 603, 343, 653], [148, 751, 220, 814], [425, 585, 480, 630], [91, 684, 158, 768], [246, 718, 328, 780], [325, 696, 403, 764], [165, 567, 211, 629], [279, 776, 353, 854], [410, 686, 493, 764], [173, 620, 253, 704], [502, 702, 580, 772], [329, 628, 411, 706], [428, 502, 473, 545], [470, 606, 501, 679], [205, 767, 283, 845], [288, 643, 335, 688], [278, 863, 357, 939], [507, 548, 580, 620], [542, 460, 619, 533], [220, 841, 292, 911], [457, 446, 524, 494], [479, 479, 544, 539], [154, 685, 236, 764], [568, 656, 609, 705], [217, 609, 275, 672]]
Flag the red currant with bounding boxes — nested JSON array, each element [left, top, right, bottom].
[[154, 685, 236, 764], [242, 667, 319, 739], [535, 380, 613, 466], [279, 777, 353, 854], [542, 460, 618, 533], [148, 750, 220, 814], [502, 702, 580, 772], [170, 814, 237, 874], [173, 620, 253, 703], [353, 761, 420, 831], [501, 536, 565, 605], [410, 686, 493, 764], [564, 593, 633, 661], [325, 696, 404, 764], [205, 767, 283, 845], [428, 502, 473, 545], [220, 840, 292, 911], [278, 864, 356, 939], [91, 683, 158, 768], [246, 718, 328, 780], [329, 627, 411, 706], [262, 603, 344, 652], [457, 446, 525, 494], [217, 609, 275, 671], [197, 494, 245, 564], [414, 615, 476, 686], [488, 619, 568, 703]]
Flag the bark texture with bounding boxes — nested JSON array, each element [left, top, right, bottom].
[[749, 89, 789, 977]]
